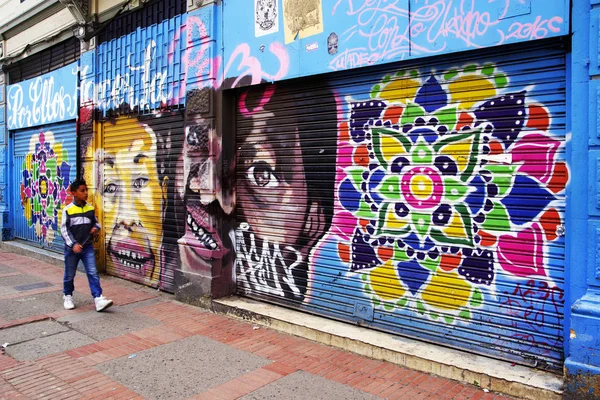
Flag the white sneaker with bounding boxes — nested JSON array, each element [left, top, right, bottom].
[[63, 295, 75, 310], [94, 295, 113, 312]]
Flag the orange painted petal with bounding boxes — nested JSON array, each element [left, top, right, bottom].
[[540, 208, 561, 241], [477, 230, 497, 247], [383, 106, 404, 124], [440, 253, 462, 272], [338, 242, 351, 263], [548, 161, 568, 193], [339, 122, 350, 142], [377, 246, 394, 263], [353, 144, 370, 167], [456, 112, 474, 131], [526, 105, 550, 131], [489, 139, 504, 156]]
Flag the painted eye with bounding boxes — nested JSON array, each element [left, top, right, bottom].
[[246, 161, 279, 188], [133, 177, 149, 189], [104, 183, 117, 194]]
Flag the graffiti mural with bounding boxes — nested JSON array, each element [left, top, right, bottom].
[[235, 48, 568, 367], [334, 65, 567, 322], [235, 82, 338, 301], [19, 130, 73, 245], [81, 114, 183, 290]]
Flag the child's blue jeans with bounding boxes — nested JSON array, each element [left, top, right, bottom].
[[63, 244, 102, 298]]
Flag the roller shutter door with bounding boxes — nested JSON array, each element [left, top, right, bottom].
[[235, 42, 567, 369], [101, 114, 183, 292], [12, 122, 77, 253]]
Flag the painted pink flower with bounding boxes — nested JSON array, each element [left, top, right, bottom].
[[497, 223, 546, 277], [511, 133, 560, 184]]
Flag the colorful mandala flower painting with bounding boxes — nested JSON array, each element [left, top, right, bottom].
[[20, 131, 73, 245], [335, 65, 568, 323]]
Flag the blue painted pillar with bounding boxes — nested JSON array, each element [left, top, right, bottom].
[[0, 71, 10, 242], [565, 0, 600, 397]]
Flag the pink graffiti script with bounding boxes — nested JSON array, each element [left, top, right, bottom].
[[186, 16, 289, 90]]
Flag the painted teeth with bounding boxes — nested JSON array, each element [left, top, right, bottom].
[[115, 249, 146, 269], [186, 212, 220, 250]]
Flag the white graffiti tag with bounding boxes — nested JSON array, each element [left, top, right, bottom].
[[236, 223, 303, 299]]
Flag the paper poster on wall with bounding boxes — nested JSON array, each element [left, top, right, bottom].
[[283, 0, 323, 44], [255, 0, 279, 37]]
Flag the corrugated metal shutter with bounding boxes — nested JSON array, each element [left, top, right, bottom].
[[12, 122, 77, 253], [101, 114, 183, 292], [235, 42, 567, 370]]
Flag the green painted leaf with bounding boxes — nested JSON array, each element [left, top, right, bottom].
[[62, 149, 69, 163], [481, 64, 495, 76], [382, 75, 391, 84], [356, 199, 377, 219], [430, 312, 439, 320], [464, 64, 477, 73], [361, 274, 368, 281], [397, 298, 408, 307], [444, 315, 456, 324], [458, 310, 471, 320], [411, 142, 433, 165], [371, 84, 381, 99], [378, 176, 402, 200], [383, 302, 394, 311], [410, 70, 419, 78], [401, 103, 425, 126], [433, 105, 458, 131], [494, 74, 508, 88], [417, 300, 426, 315], [484, 165, 516, 197], [482, 202, 511, 232], [421, 256, 440, 273], [470, 288, 483, 307], [412, 212, 431, 238], [443, 178, 469, 201], [373, 298, 381, 307], [444, 70, 458, 80]]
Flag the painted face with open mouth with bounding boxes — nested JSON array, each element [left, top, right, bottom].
[[177, 122, 234, 275], [102, 119, 167, 285]]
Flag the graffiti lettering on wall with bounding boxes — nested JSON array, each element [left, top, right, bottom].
[[20, 131, 73, 245], [81, 14, 187, 114], [329, 0, 565, 71], [7, 63, 78, 130], [186, 11, 290, 90]]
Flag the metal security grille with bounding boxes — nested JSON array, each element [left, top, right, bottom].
[[235, 41, 567, 370], [12, 122, 77, 253], [101, 114, 184, 292]]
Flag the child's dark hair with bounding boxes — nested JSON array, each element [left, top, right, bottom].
[[70, 179, 87, 192]]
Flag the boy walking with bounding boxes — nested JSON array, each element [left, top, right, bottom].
[[60, 179, 113, 312]]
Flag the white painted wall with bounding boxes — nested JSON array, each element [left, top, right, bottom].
[[0, 0, 46, 28], [5, 8, 75, 57]]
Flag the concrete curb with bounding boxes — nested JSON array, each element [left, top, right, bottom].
[[212, 296, 563, 400], [0, 241, 63, 267]]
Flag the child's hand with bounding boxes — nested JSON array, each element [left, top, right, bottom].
[[73, 244, 83, 253], [90, 227, 99, 236]]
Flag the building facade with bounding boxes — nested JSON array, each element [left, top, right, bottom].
[[1, 0, 599, 396]]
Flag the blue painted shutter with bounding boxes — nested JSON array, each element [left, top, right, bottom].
[[12, 122, 77, 253]]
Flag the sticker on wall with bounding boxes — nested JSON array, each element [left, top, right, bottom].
[[20, 130, 72, 245], [327, 32, 338, 55], [255, 0, 279, 37], [283, 0, 323, 44]]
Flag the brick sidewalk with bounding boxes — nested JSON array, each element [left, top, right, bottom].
[[0, 249, 513, 400]]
